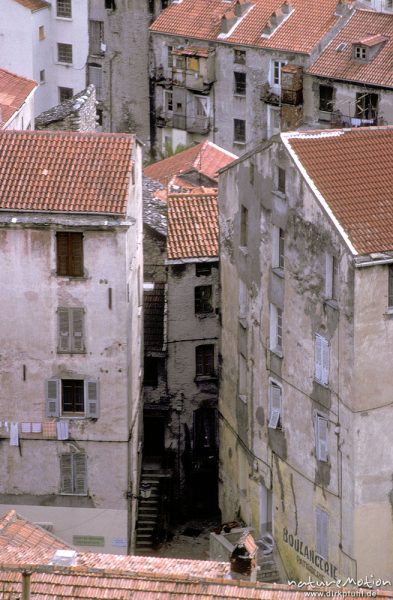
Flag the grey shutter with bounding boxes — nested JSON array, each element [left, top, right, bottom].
[[325, 253, 333, 299], [315, 334, 323, 382], [268, 382, 281, 429], [316, 416, 328, 462], [272, 226, 280, 268], [60, 454, 73, 494], [46, 379, 60, 417], [71, 308, 84, 352], [270, 304, 277, 350], [321, 337, 330, 385], [85, 380, 99, 418], [316, 508, 329, 559], [74, 453, 87, 494], [58, 308, 71, 352]]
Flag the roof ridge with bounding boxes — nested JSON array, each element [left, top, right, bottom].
[[0, 68, 38, 87], [0, 510, 17, 533]]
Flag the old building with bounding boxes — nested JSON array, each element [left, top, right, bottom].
[[0, 0, 88, 116], [218, 126, 393, 583], [149, 0, 355, 156], [0, 68, 37, 130], [35, 85, 97, 132], [0, 129, 143, 554], [303, 9, 393, 129]]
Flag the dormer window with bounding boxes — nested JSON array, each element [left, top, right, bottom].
[[354, 45, 367, 61]]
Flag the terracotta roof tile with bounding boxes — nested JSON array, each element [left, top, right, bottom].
[[0, 68, 37, 128], [144, 140, 236, 186], [307, 10, 393, 87], [144, 282, 166, 352], [285, 127, 393, 255], [167, 192, 218, 260], [151, 0, 344, 54], [0, 130, 134, 214], [13, 0, 50, 10], [0, 510, 71, 550]]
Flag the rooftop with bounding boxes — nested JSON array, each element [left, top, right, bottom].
[[0, 130, 135, 215], [0, 510, 70, 551], [35, 85, 96, 129], [151, 0, 347, 54], [13, 0, 50, 10], [0, 68, 37, 129], [144, 140, 236, 188], [167, 192, 218, 260], [307, 9, 393, 87], [283, 127, 393, 255]]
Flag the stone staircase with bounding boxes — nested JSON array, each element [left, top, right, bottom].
[[257, 552, 281, 583], [135, 466, 170, 554]]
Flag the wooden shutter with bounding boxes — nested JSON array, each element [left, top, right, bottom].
[[56, 233, 69, 276], [71, 308, 84, 352], [316, 416, 328, 462], [321, 337, 330, 385], [316, 507, 329, 559], [60, 454, 73, 494], [70, 234, 83, 277], [315, 334, 323, 382], [73, 453, 87, 495], [46, 379, 60, 417], [58, 308, 71, 352], [325, 253, 333, 299], [85, 380, 99, 418], [268, 382, 281, 429]]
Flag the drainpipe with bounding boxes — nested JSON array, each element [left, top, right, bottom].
[[22, 571, 31, 600]]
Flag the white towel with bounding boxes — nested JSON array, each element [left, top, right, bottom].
[[10, 423, 19, 446], [56, 420, 69, 441], [21, 422, 31, 434], [32, 422, 42, 433]]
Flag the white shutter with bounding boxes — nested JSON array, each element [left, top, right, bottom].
[[272, 226, 280, 268], [46, 379, 60, 417], [60, 454, 73, 494], [270, 304, 277, 350], [71, 308, 84, 352], [73, 453, 87, 495], [316, 416, 328, 462], [325, 253, 333, 299], [85, 380, 99, 418], [58, 308, 71, 352], [316, 507, 329, 559], [321, 337, 330, 385], [315, 334, 323, 382], [268, 382, 281, 429]]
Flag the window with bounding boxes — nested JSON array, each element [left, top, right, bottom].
[[239, 279, 248, 318], [196, 344, 215, 377], [316, 415, 329, 462], [39, 25, 45, 40], [272, 226, 284, 270], [354, 45, 367, 60], [57, 43, 73, 64], [234, 72, 246, 95], [239, 353, 247, 400], [355, 92, 378, 121], [88, 64, 103, 101], [316, 508, 329, 559], [167, 45, 173, 68], [58, 307, 85, 353], [164, 90, 173, 112], [388, 265, 393, 308], [277, 167, 286, 193], [240, 205, 248, 247], [89, 20, 104, 55], [195, 285, 213, 314], [105, 0, 116, 8], [271, 60, 286, 87], [60, 452, 87, 495], [39, 69, 45, 83], [234, 49, 246, 64], [56, 232, 83, 277], [144, 357, 159, 387], [187, 56, 199, 72], [234, 118, 246, 143], [270, 304, 283, 354], [268, 381, 282, 429], [319, 85, 333, 112], [315, 333, 329, 385], [59, 87, 73, 102], [268, 106, 280, 137], [57, 0, 72, 18], [196, 263, 212, 276], [195, 96, 209, 117], [46, 379, 99, 418], [325, 254, 338, 301]]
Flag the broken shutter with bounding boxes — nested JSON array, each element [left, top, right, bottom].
[[316, 507, 329, 559], [268, 382, 281, 429], [74, 453, 87, 494], [58, 308, 71, 352], [60, 453, 73, 494], [316, 415, 328, 462], [85, 380, 99, 418], [325, 253, 333, 299], [46, 379, 60, 417], [72, 308, 84, 352]]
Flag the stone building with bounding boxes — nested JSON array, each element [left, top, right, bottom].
[[0, 68, 37, 130], [149, 0, 354, 156], [303, 9, 393, 129], [0, 129, 143, 554], [35, 85, 97, 132], [218, 126, 393, 583]]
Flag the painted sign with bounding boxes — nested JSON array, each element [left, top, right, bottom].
[[73, 535, 105, 547], [283, 528, 338, 579]]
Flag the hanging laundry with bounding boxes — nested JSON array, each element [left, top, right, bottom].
[[4, 422, 9, 432], [32, 423, 42, 434], [57, 420, 69, 441], [10, 423, 19, 446], [21, 423, 32, 434]]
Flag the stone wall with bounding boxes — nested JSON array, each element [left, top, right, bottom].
[[35, 85, 97, 132]]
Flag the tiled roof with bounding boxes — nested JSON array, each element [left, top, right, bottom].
[[151, 0, 344, 54], [0, 510, 70, 550], [172, 45, 210, 57], [13, 0, 49, 10], [0, 68, 37, 128], [144, 141, 236, 186], [167, 192, 218, 260], [284, 127, 393, 255], [0, 130, 134, 214], [144, 282, 166, 352], [307, 10, 393, 87]]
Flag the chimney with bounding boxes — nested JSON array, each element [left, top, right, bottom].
[[221, 11, 237, 33], [335, 0, 346, 16], [234, 0, 250, 17], [281, 0, 292, 14], [230, 530, 258, 582]]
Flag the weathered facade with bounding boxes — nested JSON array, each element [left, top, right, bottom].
[[0, 130, 143, 554], [35, 85, 97, 132], [218, 127, 393, 584]]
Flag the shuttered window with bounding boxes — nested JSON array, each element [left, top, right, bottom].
[[316, 415, 328, 462], [268, 381, 282, 429], [58, 307, 85, 353], [60, 453, 87, 495], [45, 378, 99, 418], [316, 507, 329, 559], [315, 334, 329, 385], [270, 304, 283, 353], [196, 344, 215, 377], [56, 232, 83, 277]]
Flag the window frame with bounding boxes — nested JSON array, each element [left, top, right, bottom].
[[269, 303, 283, 355], [196, 263, 212, 277], [87, 63, 103, 101], [315, 414, 329, 462], [319, 85, 334, 112], [56, 0, 72, 18], [240, 205, 248, 248], [272, 225, 284, 270], [57, 43, 73, 64], [234, 49, 246, 65], [60, 452, 87, 495], [58, 307, 85, 354], [58, 87, 73, 103], [89, 20, 104, 55], [234, 118, 246, 144], [56, 231, 84, 277], [355, 92, 378, 120], [270, 59, 287, 87], [195, 285, 214, 314], [316, 507, 329, 559], [46, 378, 99, 418], [325, 253, 338, 302], [234, 71, 246, 96], [195, 344, 215, 378], [314, 333, 329, 386], [39, 25, 45, 40]]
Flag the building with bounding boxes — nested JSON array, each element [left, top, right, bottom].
[[149, 0, 355, 156], [35, 85, 97, 132], [0, 129, 143, 554], [218, 126, 393, 583], [0, 0, 88, 116], [304, 9, 393, 129], [0, 68, 37, 130]]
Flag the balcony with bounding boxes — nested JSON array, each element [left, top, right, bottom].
[[170, 113, 211, 133], [319, 110, 378, 128]]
